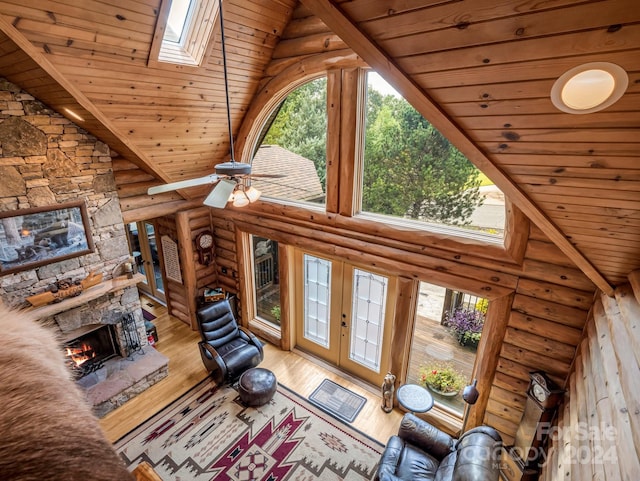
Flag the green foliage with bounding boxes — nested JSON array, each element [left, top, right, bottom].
[[363, 88, 483, 225], [263, 78, 327, 189], [418, 361, 466, 394], [270, 305, 281, 322]]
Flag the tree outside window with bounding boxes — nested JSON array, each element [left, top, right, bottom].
[[363, 74, 486, 230]]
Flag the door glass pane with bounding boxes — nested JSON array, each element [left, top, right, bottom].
[[126, 222, 147, 284], [303, 254, 331, 347], [145, 222, 163, 294], [349, 268, 388, 372], [252, 235, 280, 327]]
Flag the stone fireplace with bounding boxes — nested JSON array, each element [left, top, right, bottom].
[[0, 78, 168, 417]]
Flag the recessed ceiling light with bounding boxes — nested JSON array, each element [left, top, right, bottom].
[[551, 62, 628, 114], [63, 108, 85, 122]]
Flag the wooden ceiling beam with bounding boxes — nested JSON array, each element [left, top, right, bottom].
[[299, 0, 614, 296], [0, 16, 171, 185]]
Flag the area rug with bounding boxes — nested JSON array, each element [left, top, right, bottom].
[[115, 378, 383, 480], [142, 308, 156, 321], [308, 379, 367, 424]]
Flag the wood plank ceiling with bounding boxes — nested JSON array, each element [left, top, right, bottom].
[[0, 0, 638, 288]]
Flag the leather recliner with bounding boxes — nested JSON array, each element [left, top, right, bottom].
[[196, 299, 264, 385], [375, 413, 502, 481]]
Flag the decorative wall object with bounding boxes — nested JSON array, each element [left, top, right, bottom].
[[161, 235, 182, 283], [0, 200, 94, 275]]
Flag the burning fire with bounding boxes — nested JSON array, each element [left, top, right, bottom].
[[65, 343, 96, 367]]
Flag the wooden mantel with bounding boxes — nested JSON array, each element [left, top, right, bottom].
[[22, 273, 145, 322]]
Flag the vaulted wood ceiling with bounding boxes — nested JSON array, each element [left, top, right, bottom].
[[0, 0, 638, 292]]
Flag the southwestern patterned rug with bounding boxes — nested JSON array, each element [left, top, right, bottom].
[[115, 378, 384, 480]]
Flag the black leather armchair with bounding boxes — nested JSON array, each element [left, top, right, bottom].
[[196, 299, 264, 385], [376, 413, 502, 481]]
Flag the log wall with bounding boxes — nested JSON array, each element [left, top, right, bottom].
[[210, 214, 240, 298], [540, 283, 640, 481], [153, 208, 217, 329], [153, 215, 186, 325], [482, 225, 594, 444]]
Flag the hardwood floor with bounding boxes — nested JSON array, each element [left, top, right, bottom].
[[100, 295, 403, 445]]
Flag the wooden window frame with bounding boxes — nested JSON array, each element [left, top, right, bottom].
[[237, 230, 286, 349]]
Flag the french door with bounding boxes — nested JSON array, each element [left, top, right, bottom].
[[126, 221, 165, 303], [294, 250, 397, 386]]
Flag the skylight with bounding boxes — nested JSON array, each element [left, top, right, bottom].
[[151, 0, 218, 67]]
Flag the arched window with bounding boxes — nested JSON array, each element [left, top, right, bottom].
[[250, 77, 328, 207]]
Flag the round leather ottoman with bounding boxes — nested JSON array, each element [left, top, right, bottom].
[[238, 367, 277, 406]]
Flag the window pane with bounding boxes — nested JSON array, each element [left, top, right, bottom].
[[303, 254, 331, 347], [165, 0, 193, 43], [362, 72, 504, 237], [251, 78, 327, 206], [252, 235, 280, 327], [348, 268, 388, 372], [406, 281, 487, 416]]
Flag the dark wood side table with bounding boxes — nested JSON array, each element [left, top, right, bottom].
[[197, 292, 238, 319]]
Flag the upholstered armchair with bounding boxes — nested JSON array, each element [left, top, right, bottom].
[[375, 413, 502, 481], [196, 299, 263, 385]]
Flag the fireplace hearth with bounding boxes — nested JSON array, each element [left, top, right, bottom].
[[60, 312, 169, 417]]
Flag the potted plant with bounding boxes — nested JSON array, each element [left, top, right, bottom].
[[418, 361, 466, 396], [445, 307, 484, 348]]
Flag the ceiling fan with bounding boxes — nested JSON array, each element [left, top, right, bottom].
[[147, 160, 273, 208], [147, 0, 274, 209]]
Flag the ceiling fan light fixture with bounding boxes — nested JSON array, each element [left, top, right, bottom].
[[245, 186, 261, 203], [551, 62, 628, 114], [232, 190, 250, 207]]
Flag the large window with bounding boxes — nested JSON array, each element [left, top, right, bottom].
[[406, 281, 488, 417], [246, 70, 504, 239], [251, 77, 327, 206], [362, 72, 503, 237]]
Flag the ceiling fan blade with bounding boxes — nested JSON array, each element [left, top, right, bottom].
[[148, 174, 219, 195], [203, 178, 236, 208]]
